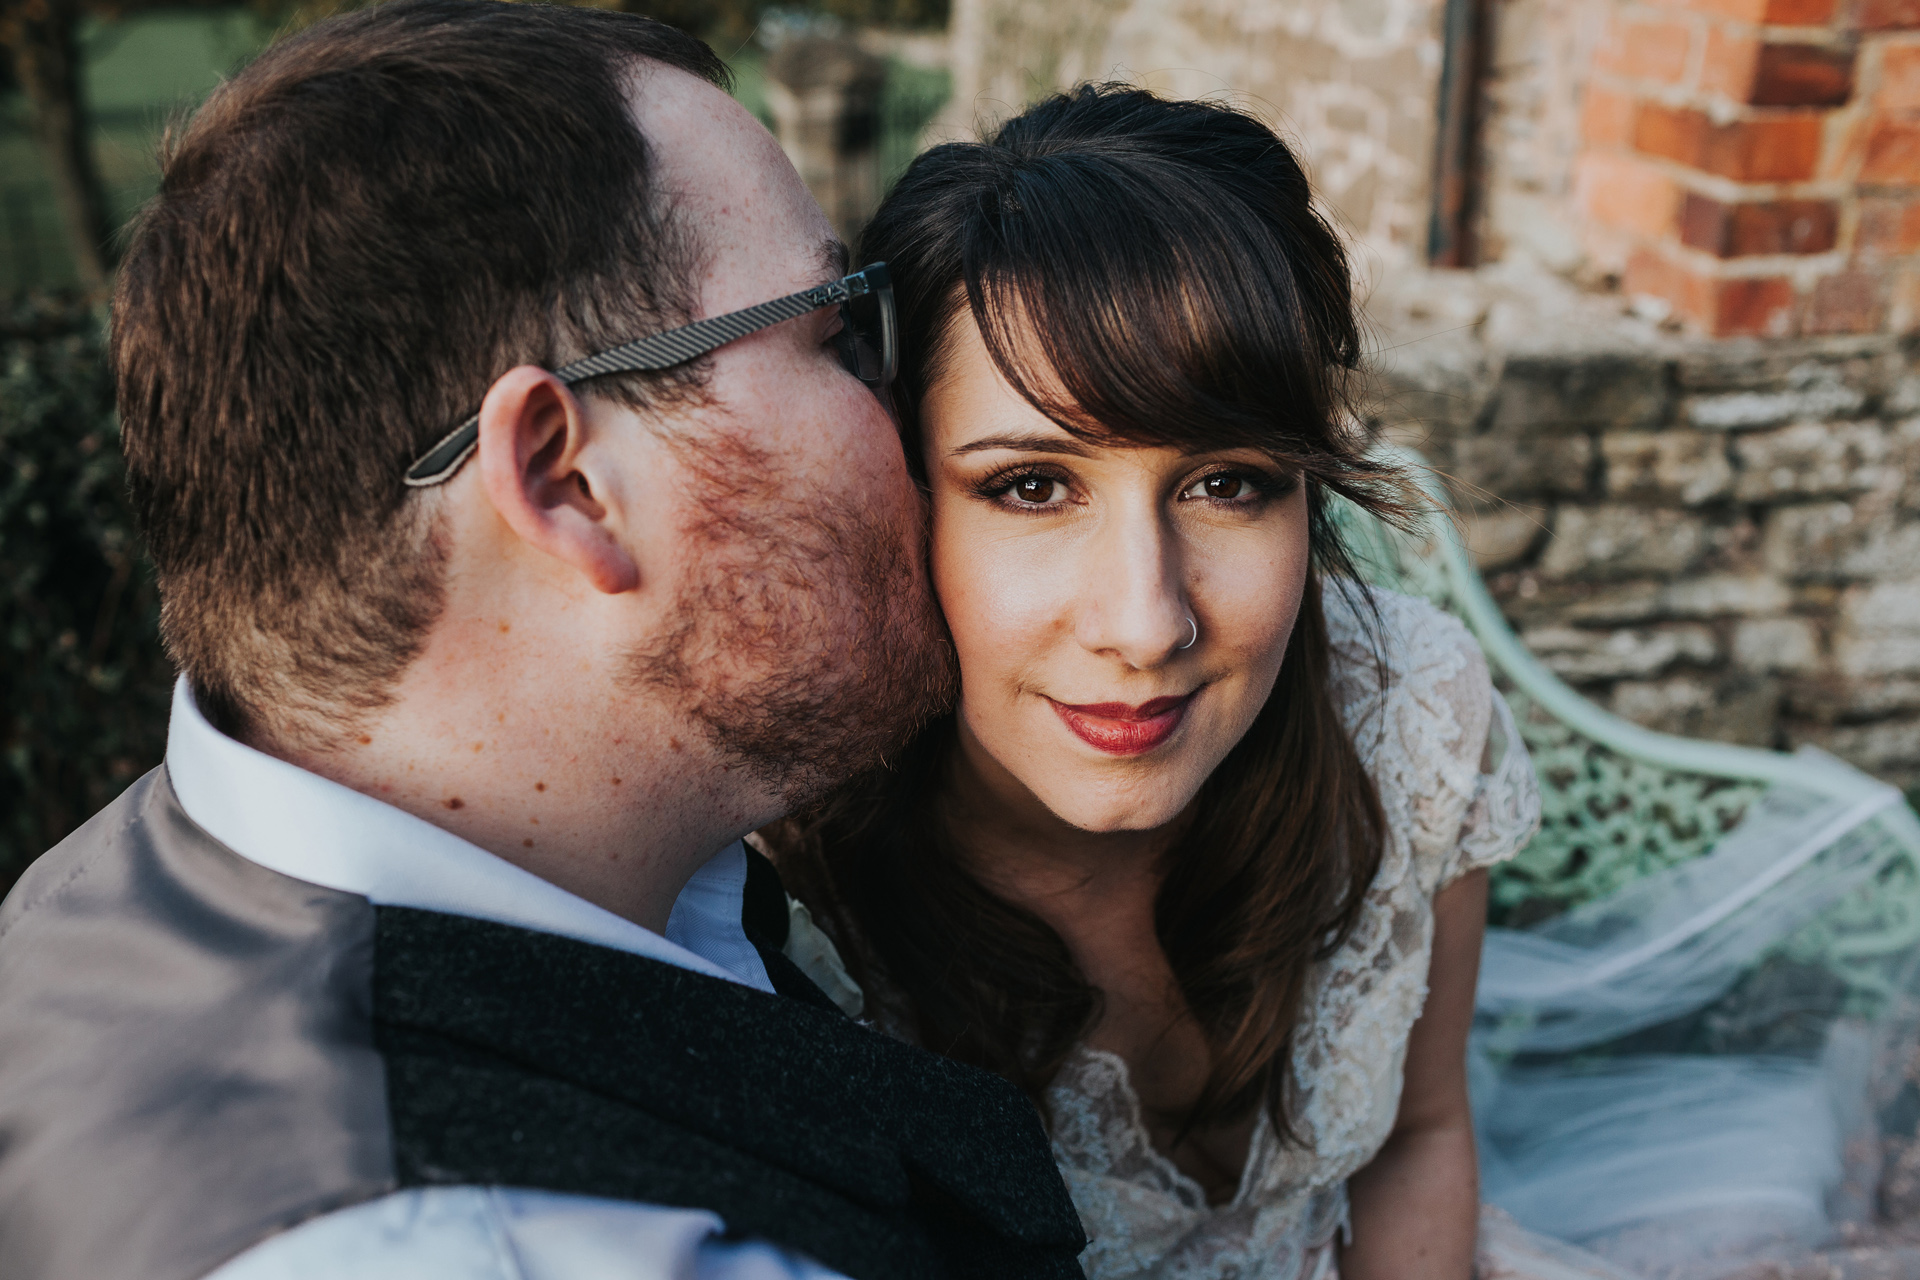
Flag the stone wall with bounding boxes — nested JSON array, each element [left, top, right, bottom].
[[1370, 267, 1920, 787], [938, 0, 1449, 266]]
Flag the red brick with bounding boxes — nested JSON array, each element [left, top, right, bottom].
[[1626, 247, 1717, 327], [1859, 195, 1920, 250], [1636, 103, 1712, 164], [1625, 249, 1799, 335], [1706, 115, 1827, 180], [1716, 276, 1801, 335], [1635, 104, 1825, 181], [1894, 264, 1920, 332], [1701, 27, 1760, 101], [1679, 193, 1840, 254], [1764, 0, 1839, 19], [1674, 0, 1834, 21], [1881, 45, 1920, 114], [1862, 0, 1920, 30], [1579, 153, 1683, 237], [1805, 270, 1889, 332], [1596, 16, 1694, 85], [1582, 83, 1639, 148], [1863, 119, 1920, 182], [1751, 44, 1856, 107]]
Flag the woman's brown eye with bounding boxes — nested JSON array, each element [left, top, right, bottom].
[[1013, 476, 1058, 504], [1204, 475, 1247, 500]]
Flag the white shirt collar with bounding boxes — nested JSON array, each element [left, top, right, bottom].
[[164, 677, 773, 994]]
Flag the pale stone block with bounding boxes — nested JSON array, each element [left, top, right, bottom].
[[1811, 718, 1920, 777], [1602, 431, 1734, 505], [1656, 574, 1794, 619], [1538, 505, 1710, 581], [1684, 362, 1867, 431], [1834, 633, 1920, 678], [1520, 623, 1719, 682], [1732, 617, 1822, 674], [1762, 502, 1868, 580], [1842, 579, 1920, 634], [1834, 578, 1920, 676], [1489, 351, 1671, 435], [1890, 375, 1920, 417], [1610, 677, 1714, 725], [1611, 675, 1782, 745], [1810, 678, 1920, 718], [1686, 386, 1867, 431], [1731, 421, 1892, 502], [1764, 501, 1920, 582], [1552, 582, 1666, 625], [1460, 505, 1546, 571], [1449, 432, 1593, 498]]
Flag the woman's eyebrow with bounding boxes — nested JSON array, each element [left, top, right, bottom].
[[949, 434, 1095, 457]]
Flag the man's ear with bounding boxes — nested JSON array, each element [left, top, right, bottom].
[[475, 366, 640, 594]]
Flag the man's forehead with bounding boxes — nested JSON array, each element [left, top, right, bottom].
[[628, 65, 842, 293]]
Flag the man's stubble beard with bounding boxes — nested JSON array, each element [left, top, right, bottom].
[[621, 427, 957, 809]]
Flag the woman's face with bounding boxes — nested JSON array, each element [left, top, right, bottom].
[[922, 313, 1312, 834]]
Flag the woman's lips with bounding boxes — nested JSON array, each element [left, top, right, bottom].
[[1049, 693, 1194, 756]]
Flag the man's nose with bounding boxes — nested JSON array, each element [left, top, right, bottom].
[[1072, 509, 1192, 669]]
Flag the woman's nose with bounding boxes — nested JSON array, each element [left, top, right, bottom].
[[1073, 511, 1191, 669]]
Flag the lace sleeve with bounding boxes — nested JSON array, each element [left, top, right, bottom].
[[1327, 587, 1542, 895], [1446, 682, 1541, 887]]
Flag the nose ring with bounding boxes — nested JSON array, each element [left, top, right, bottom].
[[1178, 615, 1198, 651]]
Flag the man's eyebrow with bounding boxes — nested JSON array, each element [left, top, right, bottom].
[[949, 434, 1095, 457], [819, 238, 850, 278]]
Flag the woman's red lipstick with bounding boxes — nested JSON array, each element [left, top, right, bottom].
[[1050, 694, 1193, 756]]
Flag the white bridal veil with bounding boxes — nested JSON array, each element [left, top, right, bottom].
[[1327, 462, 1920, 1278], [1473, 768, 1920, 1277]]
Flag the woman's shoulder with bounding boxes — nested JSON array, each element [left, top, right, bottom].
[[1321, 582, 1490, 730], [1320, 582, 1538, 890]]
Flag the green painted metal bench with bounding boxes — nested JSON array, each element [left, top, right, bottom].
[[1331, 442, 1920, 941], [1332, 442, 1920, 1253]]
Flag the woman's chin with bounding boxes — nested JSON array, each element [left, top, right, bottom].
[[1029, 778, 1201, 837]]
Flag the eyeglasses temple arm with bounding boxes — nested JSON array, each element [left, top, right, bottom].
[[403, 282, 853, 488]]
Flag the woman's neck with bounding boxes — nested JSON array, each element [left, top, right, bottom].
[[941, 718, 1255, 1203], [941, 716, 1191, 1072], [941, 717, 1177, 927]]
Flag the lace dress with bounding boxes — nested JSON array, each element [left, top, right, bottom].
[[1043, 586, 1542, 1280]]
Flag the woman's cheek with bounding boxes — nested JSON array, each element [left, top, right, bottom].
[[932, 511, 1023, 686]]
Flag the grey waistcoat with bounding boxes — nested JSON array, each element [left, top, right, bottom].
[[0, 770, 1089, 1280], [0, 769, 391, 1280]]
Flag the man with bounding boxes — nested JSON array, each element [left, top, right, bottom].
[[0, 4, 1085, 1278]]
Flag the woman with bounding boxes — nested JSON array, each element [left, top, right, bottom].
[[769, 86, 1541, 1279]]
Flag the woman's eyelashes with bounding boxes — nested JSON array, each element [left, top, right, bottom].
[[965, 461, 1296, 515], [1178, 466, 1293, 507], [972, 464, 1075, 511]]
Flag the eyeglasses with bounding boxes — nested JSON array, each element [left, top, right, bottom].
[[404, 262, 898, 488]]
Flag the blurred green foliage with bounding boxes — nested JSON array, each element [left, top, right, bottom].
[[0, 296, 171, 896]]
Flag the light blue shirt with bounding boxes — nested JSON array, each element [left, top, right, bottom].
[[166, 680, 847, 1280]]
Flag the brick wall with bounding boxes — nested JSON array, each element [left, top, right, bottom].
[[1372, 270, 1920, 787], [1579, 0, 1920, 336]]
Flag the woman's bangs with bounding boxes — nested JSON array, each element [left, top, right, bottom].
[[962, 160, 1342, 471]]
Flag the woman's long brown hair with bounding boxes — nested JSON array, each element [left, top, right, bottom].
[[769, 85, 1417, 1140]]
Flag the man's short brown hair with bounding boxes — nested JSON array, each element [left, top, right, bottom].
[[114, 0, 726, 742]]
